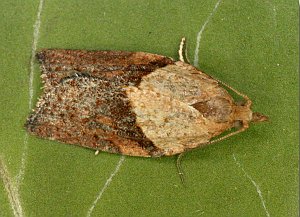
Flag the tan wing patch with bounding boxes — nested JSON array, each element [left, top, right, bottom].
[[125, 86, 212, 156], [138, 61, 219, 105]]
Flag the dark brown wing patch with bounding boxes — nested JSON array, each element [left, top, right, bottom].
[[26, 50, 175, 157], [37, 49, 174, 89]]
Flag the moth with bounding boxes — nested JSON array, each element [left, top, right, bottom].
[[26, 38, 268, 159]]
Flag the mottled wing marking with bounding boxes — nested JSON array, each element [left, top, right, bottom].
[[138, 61, 220, 105], [27, 50, 239, 157], [26, 50, 175, 157], [126, 86, 211, 156], [37, 49, 174, 90], [126, 61, 235, 155]]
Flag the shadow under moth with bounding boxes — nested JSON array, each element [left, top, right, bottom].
[[25, 38, 268, 180]]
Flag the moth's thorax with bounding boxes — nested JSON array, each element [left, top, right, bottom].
[[233, 105, 252, 122]]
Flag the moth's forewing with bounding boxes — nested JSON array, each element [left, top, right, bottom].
[[27, 50, 237, 157], [37, 49, 174, 89], [27, 50, 174, 157]]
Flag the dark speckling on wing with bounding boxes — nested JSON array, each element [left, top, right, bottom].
[[26, 50, 174, 157]]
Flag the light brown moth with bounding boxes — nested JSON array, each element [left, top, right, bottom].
[[26, 38, 268, 180]]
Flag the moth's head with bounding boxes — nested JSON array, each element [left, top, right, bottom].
[[234, 99, 268, 128]]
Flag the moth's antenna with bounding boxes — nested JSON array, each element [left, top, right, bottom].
[[178, 38, 185, 62], [214, 78, 252, 106], [176, 153, 186, 185], [184, 40, 191, 64], [207, 126, 248, 145], [178, 37, 191, 64]]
